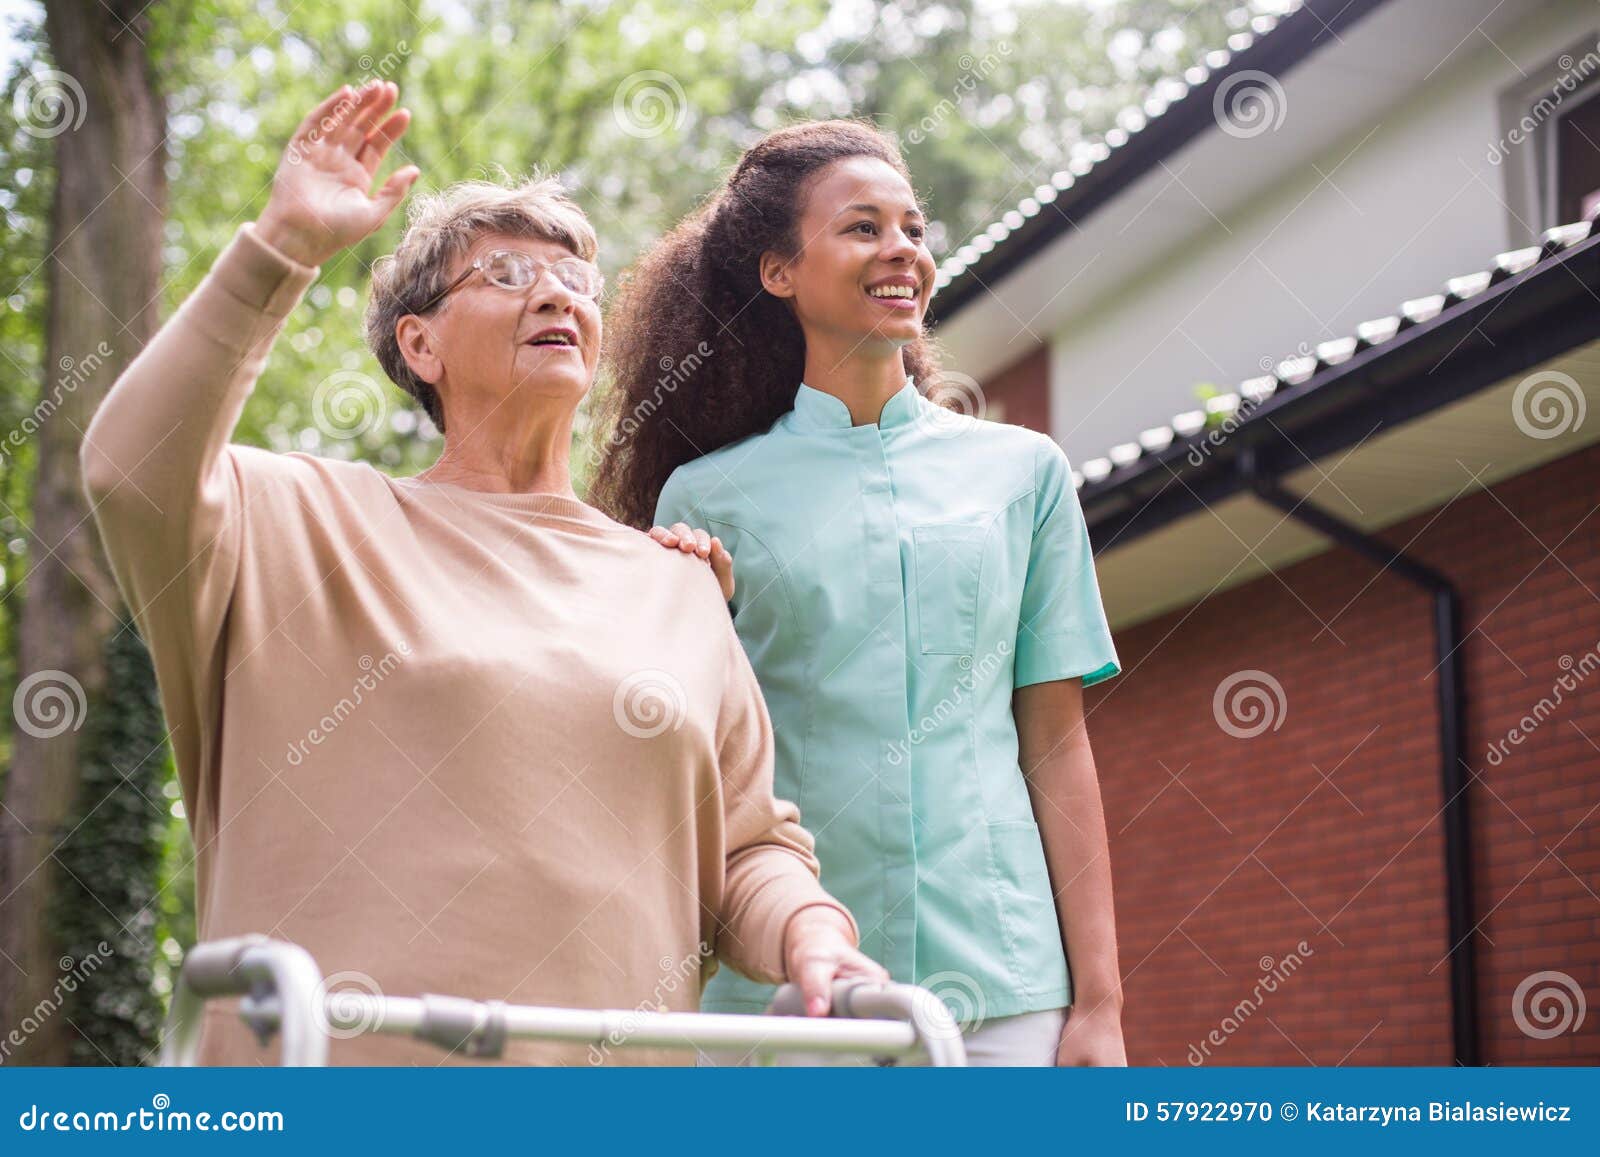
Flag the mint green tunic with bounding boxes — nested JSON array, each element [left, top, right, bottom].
[[655, 379, 1120, 1021]]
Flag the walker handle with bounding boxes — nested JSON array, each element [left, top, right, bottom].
[[766, 979, 967, 1066], [158, 935, 328, 1066]]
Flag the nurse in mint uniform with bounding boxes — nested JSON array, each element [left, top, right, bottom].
[[595, 120, 1127, 1066]]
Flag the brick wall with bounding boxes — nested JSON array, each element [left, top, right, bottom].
[[1081, 440, 1600, 1065]]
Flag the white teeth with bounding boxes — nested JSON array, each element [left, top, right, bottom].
[[868, 285, 916, 299]]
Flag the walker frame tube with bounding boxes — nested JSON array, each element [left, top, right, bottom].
[[158, 936, 967, 1067]]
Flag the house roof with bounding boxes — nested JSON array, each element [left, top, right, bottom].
[[928, 0, 1399, 321], [1076, 211, 1600, 545]]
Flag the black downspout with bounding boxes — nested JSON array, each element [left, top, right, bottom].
[[1237, 446, 1480, 1067]]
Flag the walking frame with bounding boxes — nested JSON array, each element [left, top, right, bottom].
[[158, 935, 969, 1067]]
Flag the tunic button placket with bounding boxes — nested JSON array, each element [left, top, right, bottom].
[[853, 426, 917, 979]]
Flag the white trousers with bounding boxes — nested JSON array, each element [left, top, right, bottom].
[[697, 1006, 1066, 1067]]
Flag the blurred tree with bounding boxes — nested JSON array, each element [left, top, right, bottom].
[[0, 0, 165, 1064], [49, 618, 169, 1066], [0, 15, 53, 772]]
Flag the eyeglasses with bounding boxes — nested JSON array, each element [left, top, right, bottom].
[[412, 249, 604, 313]]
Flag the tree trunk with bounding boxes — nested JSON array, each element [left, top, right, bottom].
[[0, 0, 164, 1063]]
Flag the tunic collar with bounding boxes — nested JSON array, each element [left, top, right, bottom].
[[791, 377, 921, 431]]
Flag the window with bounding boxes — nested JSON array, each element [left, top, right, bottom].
[[1493, 36, 1600, 243], [1551, 84, 1600, 225]]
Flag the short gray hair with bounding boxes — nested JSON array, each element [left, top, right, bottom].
[[364, 174, 599, 433]]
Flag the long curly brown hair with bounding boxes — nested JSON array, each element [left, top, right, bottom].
[[589, 119, 939, 529]]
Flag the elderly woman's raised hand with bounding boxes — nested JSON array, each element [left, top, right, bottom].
[[256, 81, 421, 267]]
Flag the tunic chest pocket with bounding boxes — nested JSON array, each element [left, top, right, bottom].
[[911, 522, 987, 655]]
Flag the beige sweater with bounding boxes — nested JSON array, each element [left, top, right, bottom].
[[81, 223, 854, 1066]]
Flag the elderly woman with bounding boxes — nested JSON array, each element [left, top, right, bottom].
[[80, 80, 882, 1066]]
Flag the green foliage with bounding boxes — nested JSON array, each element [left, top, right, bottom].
[[0, 12, 55, 778], [49, 620, 170, 1066], [135, 0, 1261, 482], [769, 0, 1248, 258]]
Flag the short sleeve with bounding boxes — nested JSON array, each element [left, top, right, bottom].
[[1013, 437, 1121, 689]]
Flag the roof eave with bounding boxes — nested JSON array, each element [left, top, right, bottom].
[[1080, 222, 1600, 552], [927, 0, 1397, 325]]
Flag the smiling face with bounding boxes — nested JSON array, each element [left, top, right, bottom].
[[760, 155, 936, 358], [397, 230, 602, 421]]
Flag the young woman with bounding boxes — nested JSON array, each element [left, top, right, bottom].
[[592, 121, 1127, 1066]]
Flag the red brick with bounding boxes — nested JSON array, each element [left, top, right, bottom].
[[1092, 441, 1600, 1067]]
